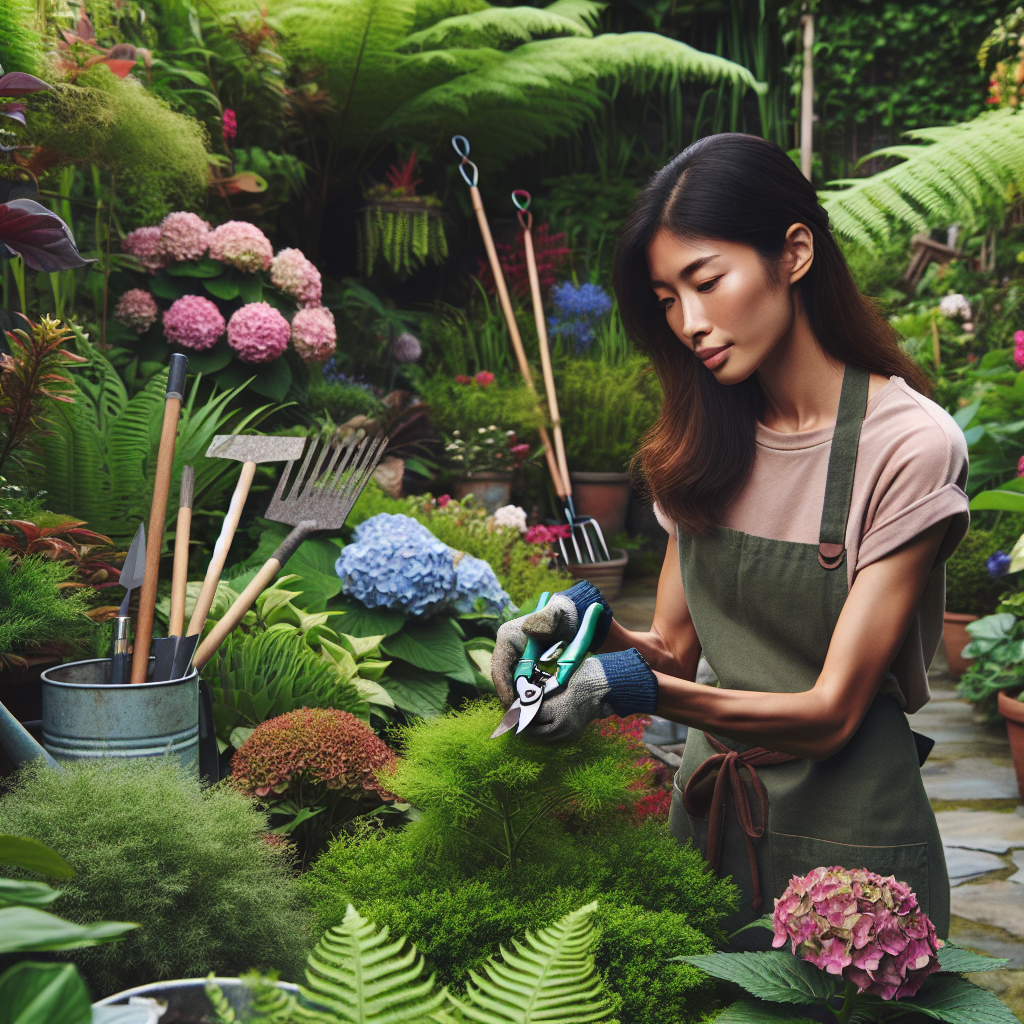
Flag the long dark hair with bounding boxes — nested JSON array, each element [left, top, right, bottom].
[[613, 133, 928, 536]]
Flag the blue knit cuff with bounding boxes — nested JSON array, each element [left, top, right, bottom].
[[561, 580, 612, 650], [598, 648, 658, 716]]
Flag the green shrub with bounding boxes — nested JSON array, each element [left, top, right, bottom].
[[302, 704, 737, 1023], [308, 380, 385, 424], [554, 355, 661, 472], [0, 0, 42, 74], [0, 760, 313, 998], [419, 372, 545, 441], [0, 552, 95, 665], [945, 516, 1024, 614]]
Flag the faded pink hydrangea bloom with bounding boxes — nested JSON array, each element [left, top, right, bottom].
[[114, 288, 159, 334], [1017, 454, 1024, 478], [290, 305, 336, 364], [158, 212, 211, 262], [1015, 330, 1024, 370], [269, 248, 322, 306], [773, 866, 941, 1001], [162, 294, 225, 351], [208, 220, 273, 273], [228, 301, 290, 363], [121, 226, 167, 273]]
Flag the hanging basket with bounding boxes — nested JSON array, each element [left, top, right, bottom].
[[358, 196, 448, 276]]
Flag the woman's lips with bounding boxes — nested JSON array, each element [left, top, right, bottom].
[[696, 344, 731, 370]]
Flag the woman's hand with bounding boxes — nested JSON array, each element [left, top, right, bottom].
[[652, 518, 951, 760]]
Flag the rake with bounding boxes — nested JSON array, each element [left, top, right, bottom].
[[191, 431, 388, 672]]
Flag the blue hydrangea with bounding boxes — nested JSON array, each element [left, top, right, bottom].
[[987, 550, 1011, 579], [548, 281, 613, 353], [452, 553, 511, 616], [321, 359, 376, 391], [336, 513, 456, 617]]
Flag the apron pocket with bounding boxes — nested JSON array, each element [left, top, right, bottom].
[[769, 831, 930, 916]]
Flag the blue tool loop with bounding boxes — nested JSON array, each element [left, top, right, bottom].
[[451, 135, 478, 187]]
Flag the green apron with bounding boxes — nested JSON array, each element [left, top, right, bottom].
[[667, 364, 948, 946]]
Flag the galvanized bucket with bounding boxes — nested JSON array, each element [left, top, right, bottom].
[[40, 658, 201, 773]]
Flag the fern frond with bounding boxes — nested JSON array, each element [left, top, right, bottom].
[[450, 902, 608, 1024], [401, 5, 591, 52], [543, 0, 604, 31], [819, 107, 1024, 247], [299, 903, 447, 1023]]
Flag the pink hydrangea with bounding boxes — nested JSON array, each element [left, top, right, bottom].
[[121, 226, 166, 273], [228, 301, 290, 363], [158, 212, 211, 262], [1015, 330, 1024, 370], [114, 288, 159, 334], [524, 523, 572, 545], [208, 220, 273, 273], [290, 305, 336, 364], [1018, 454, 1024, 478], [772, 866, 942, 1001], [162, 294, 225, 351], [270, 248, 322, 306]]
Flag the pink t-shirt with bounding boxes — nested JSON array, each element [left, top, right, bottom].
[[656, 377, 970, 713]]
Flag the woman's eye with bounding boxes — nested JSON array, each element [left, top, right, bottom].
[[696, 277, 720, 293], [658, 296, 674, 310]]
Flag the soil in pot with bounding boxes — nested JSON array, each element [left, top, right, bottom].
[[943, 612, 977, 680], [998, 690, 1024, 800]]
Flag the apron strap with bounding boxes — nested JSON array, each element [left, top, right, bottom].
[[817, 364, 871, 570]]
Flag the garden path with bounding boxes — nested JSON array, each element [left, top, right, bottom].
[[609, 578, 1024, 1020]]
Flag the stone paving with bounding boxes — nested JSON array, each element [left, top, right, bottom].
[[609, 578, 1024, 1018]]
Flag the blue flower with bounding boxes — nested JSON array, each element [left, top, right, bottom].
[[322, 359, 376, 391], [548, 282, 613, 353], [336, 513, 456, 617], [987, 550, 1011, 579], [452, 553, 510, 616]]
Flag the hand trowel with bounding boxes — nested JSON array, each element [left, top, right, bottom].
[[110, 523, 146, 685]]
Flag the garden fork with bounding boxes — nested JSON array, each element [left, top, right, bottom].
[[191, 431, 389, 671]]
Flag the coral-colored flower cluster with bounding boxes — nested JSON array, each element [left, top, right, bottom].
[[1015, 329, 1024, 370], [231, 707, 398, 803], [524, 523, 572, 545], [290, 306, 336, 363], [113, 288, 159, 334], [455, 370, 495, 387], [772, 866, 942, 1000], [163, 294, 225, 351], [208, 220, 274, 272], [270, 248, 322, 306]]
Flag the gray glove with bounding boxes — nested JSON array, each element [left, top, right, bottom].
[[492, 593, 579, 707]]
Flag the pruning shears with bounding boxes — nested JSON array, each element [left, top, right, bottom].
[[490, 593, 605, 739]]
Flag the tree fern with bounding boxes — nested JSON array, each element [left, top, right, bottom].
[[820, 107, 1024, 248], [401, 5, 591, 51], [299, 903, 448, 1023], [449, 902, 608, 1024]]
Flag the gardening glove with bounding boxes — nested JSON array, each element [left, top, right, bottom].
[[531, 649, 659, 743], [491, 581, 613, 708]]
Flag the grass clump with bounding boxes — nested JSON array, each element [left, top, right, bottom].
[[0, 759, 313, 998]]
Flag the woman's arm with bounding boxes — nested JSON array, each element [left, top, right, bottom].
[[598, 532, 703, 679], [605, 519, 949, 761]]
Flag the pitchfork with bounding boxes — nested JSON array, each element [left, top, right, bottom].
[[191, 431, 388, 672]]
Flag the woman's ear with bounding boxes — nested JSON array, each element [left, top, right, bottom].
[[785, 223, 814, 285]]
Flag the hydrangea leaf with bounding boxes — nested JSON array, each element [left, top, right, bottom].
[[714, 998, 819, 1023], [237, 274, 263, 304], [245, 360, 292, 402], [383, 618, 478, 684], [868, 974, 1019, 1023], [202, 275, 241, 300], [147, 271, 187, 300], [331, 598, 407, 637], [282, 538, 344, 611], [165, 256, 224, 278], [937, 945, 1010, 974], [680, 952, 836, 1005], [182, 341, 232, 374], [379, 676, 450, 718]]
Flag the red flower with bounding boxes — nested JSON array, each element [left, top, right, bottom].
[[474, 370, 495, 386], [524, 523, 572, 544], [476, 223, 571, 300], [436, 494, 451, 507], [455, 374, 472, 384], [222, 108, 237, 145]]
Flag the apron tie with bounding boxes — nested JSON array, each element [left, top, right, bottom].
[[682, 734, 798, 910]]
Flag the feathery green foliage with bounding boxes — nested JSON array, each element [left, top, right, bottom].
[[820, 108, 1024, 248], [359, 202, 448, 275], [0, 759, 314, 997], [35, 338, 274, 546], [0, 0, 42, 74], [451, 902, 608, 1024], [31, 65, 209, 227], [0, 553, 95, 664]]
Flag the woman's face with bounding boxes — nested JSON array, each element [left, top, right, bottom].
[[647, 226, 812, 385]]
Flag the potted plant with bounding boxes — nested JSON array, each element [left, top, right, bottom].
[[998, 690, 1024, 799], [443, 424, 530, 513]]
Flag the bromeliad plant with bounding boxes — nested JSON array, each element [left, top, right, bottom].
[[680, 865, 1015, 1023]]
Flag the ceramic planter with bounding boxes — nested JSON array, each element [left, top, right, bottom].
[[570, 472, 632, 540], [998, 690, 1024, 800], [565, 547, 629, 601], [942, 611, 977, 679], [451, 472, 512, 514], [93, 977, 302, 1022]]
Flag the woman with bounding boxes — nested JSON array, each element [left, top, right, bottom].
[[492, 134, 968, 942]]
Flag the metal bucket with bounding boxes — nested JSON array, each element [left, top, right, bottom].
[[40, 658, 200, 772]]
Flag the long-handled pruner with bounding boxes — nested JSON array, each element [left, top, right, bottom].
[[491, 595, 605, 738]]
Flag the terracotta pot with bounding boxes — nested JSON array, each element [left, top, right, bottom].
[[998, 690, 1024, 800], [943, 612, 977, 679], [451, 472, 512, 514], [565, 548, 629, 601], [570, 472, 632, 540]]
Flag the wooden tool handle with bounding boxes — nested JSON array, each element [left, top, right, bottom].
[[168, 504, 192, 637], [471, 186, 562, 495], [130, 396, 181, 684], [523, 227, 570, 498], [187, 461, 256, 636], [192, 556, 280, 671]]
